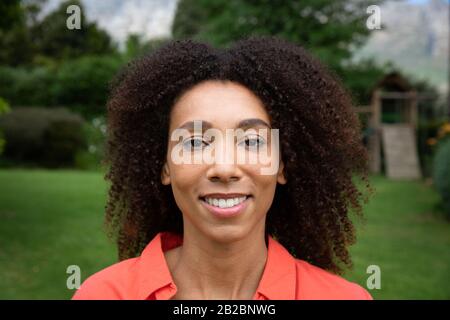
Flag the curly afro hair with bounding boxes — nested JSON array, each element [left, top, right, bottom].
[[104, 36, 372, 275]]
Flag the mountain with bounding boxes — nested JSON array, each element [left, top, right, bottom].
[[354, 0, 449, 93]]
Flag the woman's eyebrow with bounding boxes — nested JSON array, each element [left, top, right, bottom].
[[177, 120, 213, 132], [176, 118, 271, 132], [237, 118, 271, 130]]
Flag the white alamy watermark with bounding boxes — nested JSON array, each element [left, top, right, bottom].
[[366, 5, 381, 30], [366, 264, 381, 290], [170, 120, 281, 175], [66, 265, 81, 290], [66, 5, 81, 30]]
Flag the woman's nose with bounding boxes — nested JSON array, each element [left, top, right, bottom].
[[206, 162, 242, 183], [205, 137, 242, 183]]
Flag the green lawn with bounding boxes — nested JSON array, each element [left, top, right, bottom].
[[0, 169, 449, 299]]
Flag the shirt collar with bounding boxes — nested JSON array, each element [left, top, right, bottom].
[[136, 231, 297, 300], [256, 234, 297, 300]]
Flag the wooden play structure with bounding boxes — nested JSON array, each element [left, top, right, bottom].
[[357, 72, 422, 179]]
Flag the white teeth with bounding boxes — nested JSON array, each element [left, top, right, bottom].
[[204, 196, 248, 208]]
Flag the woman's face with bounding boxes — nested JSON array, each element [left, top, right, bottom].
[[162, 80, 286, 243]]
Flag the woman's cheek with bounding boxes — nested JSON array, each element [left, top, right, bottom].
[[245, 166, 278, 205]]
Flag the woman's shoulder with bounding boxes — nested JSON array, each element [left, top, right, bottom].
[[294, 259, 373, 300], [71, 257, 140, 300]]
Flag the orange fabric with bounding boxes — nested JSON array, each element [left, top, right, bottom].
[[72, 231, 373, 300]]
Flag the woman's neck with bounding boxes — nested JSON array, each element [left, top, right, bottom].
[[164, 225, 268, 300]]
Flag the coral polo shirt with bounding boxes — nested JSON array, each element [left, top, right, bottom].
[[72, 231, 372, 300]]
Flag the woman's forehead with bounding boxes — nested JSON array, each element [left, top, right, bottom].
[[169, 80, 270, 130]]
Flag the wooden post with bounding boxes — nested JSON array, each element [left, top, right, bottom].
[[409, 91, 418, 129], [369, 90, 381, 174]]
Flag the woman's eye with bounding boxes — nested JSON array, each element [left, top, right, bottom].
[[239, 136, 266, 150], [183, 137, 208, 151]]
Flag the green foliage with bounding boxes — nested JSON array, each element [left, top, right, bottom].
[[0, 0, 116, 66], [32, 0, 116, 61], [417, 119, 448, 178], [0, 0, 45, 66], [74, 116, 107, 170], [0, 0, 23, 31], [0, 55, 122, 117], [41, 118, 86, 167], [0, 66, 56, 106], [173, 0, 382, 66], [433, 138, 450, 219], [123, 34, 170, 61], [340, 59, 388, 105], [0, 97, 11, 114], [0, 20, 34, 66], [0, 0, 40, 65], [53, 55, 122, 116], [0, 107, 86, 167], [172, 0, 385, 104], [0, 97, 11, 155]]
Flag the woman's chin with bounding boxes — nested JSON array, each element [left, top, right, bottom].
[[201, 225, 251, 244]]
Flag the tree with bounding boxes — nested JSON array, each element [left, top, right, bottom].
[[0, 0, 42, 66], [123, 33, 170, 61], [31, 0, 116, 61], [0, 0, 116, 66], [172, 0, 386, 102], [0, 0, 23, 31]]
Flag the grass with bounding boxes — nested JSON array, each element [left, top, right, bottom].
[[0, 169, 449, 299], [346, 176, 450, 299], [0, 169, 115, 300]]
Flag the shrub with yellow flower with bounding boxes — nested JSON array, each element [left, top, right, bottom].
[[431, 119, 450, 220], [427, 120, 450, 147], [0, 97, 11, 155]]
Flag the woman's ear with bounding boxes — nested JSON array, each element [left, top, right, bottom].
[[277, 160, 287, 185], [161, 162, 171, 185]]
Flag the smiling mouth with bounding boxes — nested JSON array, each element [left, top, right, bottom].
[[199, 195, 252, 209]]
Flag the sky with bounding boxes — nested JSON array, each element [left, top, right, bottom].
[[42, 0, 441, 46], [42, 0, 178, 45]]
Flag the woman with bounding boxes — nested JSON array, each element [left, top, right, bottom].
[[72, 36, 373, 300]]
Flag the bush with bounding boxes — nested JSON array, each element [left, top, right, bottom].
[[0, 55, 123, 117], [74, 116, 107, 170], [433, 138, 450, 220], [0, 66, 56, 106], [54, 55, 122, 116], [0, 107, 86, 168], [0, 97, 11, 155], [42, 119, 87, 167], [417, 119, 447, 177]]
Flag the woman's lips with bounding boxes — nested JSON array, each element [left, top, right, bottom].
[[200, 196, 251, 218]]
